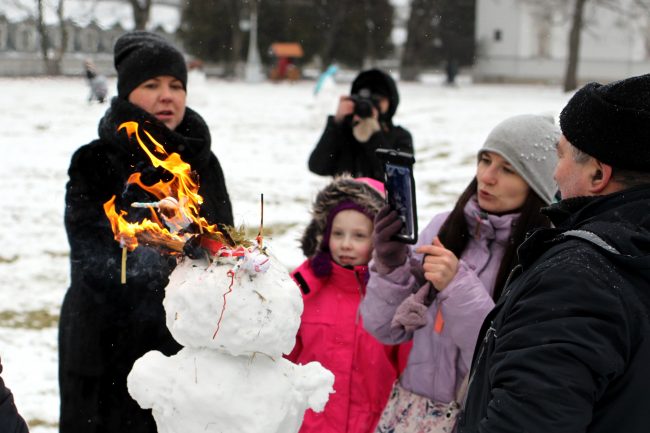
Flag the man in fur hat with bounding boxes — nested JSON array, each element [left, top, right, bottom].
[[308, 68, 413, 181], [458, 74, 650, 432]]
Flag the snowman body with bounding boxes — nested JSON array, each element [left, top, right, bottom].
[[128, 251, 334, 432]]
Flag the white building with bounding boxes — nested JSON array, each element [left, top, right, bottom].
[[474, 0, 650, 83]]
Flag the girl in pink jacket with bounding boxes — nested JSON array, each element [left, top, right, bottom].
[[287, 176, 407, 433]]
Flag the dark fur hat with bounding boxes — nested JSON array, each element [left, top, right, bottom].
[[114, 31, 187, 99], [300, 175, 385, 258], [560, 73, 650, 172]]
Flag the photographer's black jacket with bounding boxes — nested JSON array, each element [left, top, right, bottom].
[[59, 97, 233, 433], [457, 186, 650, 433], [308, 116, 413, 181]]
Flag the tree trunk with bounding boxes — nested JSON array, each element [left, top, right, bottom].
[[54, 0, 67, 67], [564, 0, 587, 92], [319, 2, 347, 67], [400, 0, 430, 81], [130, 0, 152, 30], [224, 0, 244, 78], [362, 0, 375, 68], [36, 0, 58, 75]]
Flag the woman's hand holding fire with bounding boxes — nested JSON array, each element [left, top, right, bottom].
[[416, 237, 459, 291], [131, 196, 192, 233]]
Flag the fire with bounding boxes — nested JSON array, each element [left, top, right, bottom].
[[103, 121, 221, 252]]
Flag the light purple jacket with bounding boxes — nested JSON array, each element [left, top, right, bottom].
[[360, 197, 518, 403]]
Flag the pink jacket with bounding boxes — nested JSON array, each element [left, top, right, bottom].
[[288, 259, 404, 433]]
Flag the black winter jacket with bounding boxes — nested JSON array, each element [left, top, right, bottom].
[[59, 97, 233, 433], [458, 185, 650, 433], [0, 358, 29, 433], [308, 116, 413, 181]]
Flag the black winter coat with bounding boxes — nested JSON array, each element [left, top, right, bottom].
[[457, 185, 650, 433], [59, 97, 233, 433], [0, 358, 29, 433], [308, 116, 413, 181]]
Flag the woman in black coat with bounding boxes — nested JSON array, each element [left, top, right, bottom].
[[59, 31, 233, 433]]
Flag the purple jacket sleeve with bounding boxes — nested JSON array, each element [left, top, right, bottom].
[[437, 260, 495, 369], [360, 213, 450, 344]]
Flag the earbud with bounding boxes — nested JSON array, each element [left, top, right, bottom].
[[593, 169, 603, 181]]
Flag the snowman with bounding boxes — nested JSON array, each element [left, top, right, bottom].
[[127, 239, 335, 433]]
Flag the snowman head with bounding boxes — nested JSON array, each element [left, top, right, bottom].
[[163, 243, 303, 359]]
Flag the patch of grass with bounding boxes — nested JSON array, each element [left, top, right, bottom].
[[0, 255, 19, 263], [424, 181, 445, 195], [44, 250, 69, 258], [461, 154, 478, 165], [0, 309, 59, 330], [27, 418, 58, 428], [239, 222, 299, 239], [264, 222, 300, 237], [431, 150, 450, 159], [292, 196, 310, 205]]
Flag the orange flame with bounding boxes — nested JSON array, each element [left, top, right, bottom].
[[103, 121, 221, 251]]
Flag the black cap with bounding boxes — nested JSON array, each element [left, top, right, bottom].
[[560, 74, 650, 172], [114, 31, 187, 99]]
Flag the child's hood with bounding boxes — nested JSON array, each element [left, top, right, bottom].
[[300, 175, 385, 258]]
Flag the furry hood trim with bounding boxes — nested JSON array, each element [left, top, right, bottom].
[[300, 175, 385, 257]]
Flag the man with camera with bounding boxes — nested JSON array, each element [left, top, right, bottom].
[[308, 68, 413, 181]]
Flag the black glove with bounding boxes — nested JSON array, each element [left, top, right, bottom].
[[373, 204, 408, 274]]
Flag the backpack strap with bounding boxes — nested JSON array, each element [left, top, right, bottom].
[[562, 229, 621, 255]]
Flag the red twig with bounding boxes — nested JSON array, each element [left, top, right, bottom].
[[212, 269, 235, 339]]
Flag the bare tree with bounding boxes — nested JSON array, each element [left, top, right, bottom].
[[129, 0, 152, 30], [224, 0, 245, 77], [35, 0, 67, 75], [314, 0, 350, 67], [564, 0, 588, 91], [522, 0, 650, 91]]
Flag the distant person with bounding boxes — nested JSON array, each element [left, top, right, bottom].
[[308, 69, 413, 181], [458, 74, 650, 432], [445, 57, 459, 86], [361, 115, 560, 432], [84, 59, 108, 103], [60, 31, 233, 433], [287, 176, 407, 433], [0, 356, 29, 433]]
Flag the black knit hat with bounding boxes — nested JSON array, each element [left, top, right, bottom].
[[560, 74, 650, 172], [114, 31, 187, 99]]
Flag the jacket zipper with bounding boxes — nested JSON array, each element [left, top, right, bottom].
[[460, 264, 521, 413]]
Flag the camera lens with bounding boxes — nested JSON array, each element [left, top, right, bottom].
[[354, 99, 374, 118]]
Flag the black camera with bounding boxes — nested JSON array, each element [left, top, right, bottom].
[[349, 88, 381, 119]]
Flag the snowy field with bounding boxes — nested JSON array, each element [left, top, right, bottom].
[[0, 74, 573, 431]]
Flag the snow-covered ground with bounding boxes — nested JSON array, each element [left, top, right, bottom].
[[0, 74, 573, 431]]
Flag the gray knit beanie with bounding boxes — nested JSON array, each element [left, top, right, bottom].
[[479, 114, 560, 205]]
